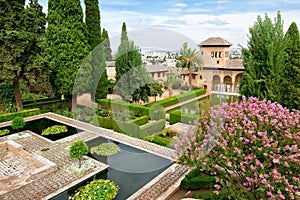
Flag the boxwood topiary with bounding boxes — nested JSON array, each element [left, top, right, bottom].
[[11, 117, 25, 131]]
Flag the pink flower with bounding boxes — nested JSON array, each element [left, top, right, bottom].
[[214, 184, 221, 190], [228, 161, 232, 167], [261, 179, 267, 184]]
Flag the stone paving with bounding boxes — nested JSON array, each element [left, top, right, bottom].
[[0, 113, 187, 200]]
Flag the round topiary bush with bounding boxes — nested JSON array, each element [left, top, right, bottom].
[[69, 140, 88, 168], [11, 117, 25, 131], [175, 96, 300, 199], [69, 179, 118, 200]]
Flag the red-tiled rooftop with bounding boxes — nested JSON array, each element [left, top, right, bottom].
[[198, 37, 232, 46]]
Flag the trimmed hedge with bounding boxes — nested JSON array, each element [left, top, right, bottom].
[[0, 108, 41, 123], [22, 96, 57, 104], [23, 99, 66, 109], [143, 135, 171, 147], [129, 116, 149, 126], [169, 110, 201, 125], [145, 88, 206, 108], [180, 169, 217, 190], [92, 116, 113, 129], [92, 116, 165, 139], [97, 99, 150, 117], [139, 119, 165, 138]]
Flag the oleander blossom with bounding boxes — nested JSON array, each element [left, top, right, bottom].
[[175, 96, 300, 199]]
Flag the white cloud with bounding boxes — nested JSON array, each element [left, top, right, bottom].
[[102, 8, 300, 53], [174, 3, 188, 7]]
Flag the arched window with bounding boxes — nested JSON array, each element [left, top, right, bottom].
[[219, 52, 222, 58]]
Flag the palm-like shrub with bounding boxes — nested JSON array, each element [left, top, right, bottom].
[[175, 96, 300, 199]]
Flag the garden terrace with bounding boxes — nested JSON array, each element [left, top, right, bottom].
[[0, 112, 187, 200]]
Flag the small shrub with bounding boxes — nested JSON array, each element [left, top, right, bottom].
[[0, 129, 10, 136], [11, 117, 25, 131], [69, 140, 88, 168], [90, 143, 121, 156], [180, 85, 190, 91], [144, 135, 170, 146], [41, 125, 68, 135], [69, 179, 118, 200]]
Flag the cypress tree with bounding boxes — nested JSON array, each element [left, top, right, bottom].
[[102, 28, 112, 61], [84, 0, 108, 101], [0, 0, 46, 110], [282, 22, 300, 110], [115, 22, 153, 102], [46, 0, 90, 108], [240, 12, 285, 103]]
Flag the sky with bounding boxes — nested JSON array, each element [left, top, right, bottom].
[[37, 0, 300, 52]]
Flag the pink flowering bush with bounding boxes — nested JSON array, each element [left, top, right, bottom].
[[175, 96, 300, 199]]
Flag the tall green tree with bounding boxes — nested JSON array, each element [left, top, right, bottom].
[[0, 0, 46, 110], [46, 0, 90, 109], [176, 42, 203, 89], [240, 12, 285, 103], [282, 22, 300, 110], [101, 28, 112, 61], [84, 0, 108, 101], [115, 22, 153, 102]]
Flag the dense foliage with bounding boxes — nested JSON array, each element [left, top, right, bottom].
[[84, 0, 109, 101], [41, 125, 67, 135], [46, 0, 90, 105], [0, 0, 47, 110], [69, 179, 118, 200], [11, 117, 25, 130], [102, 28, 112, 61], [175, 96, 300, 199], [69, 140, 89, 168], [282, 22, 300, 110], [114, 22, 155, 102], [240, 12, 285, 104]]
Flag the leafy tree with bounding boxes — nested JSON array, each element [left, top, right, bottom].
[[46, 0, 90, 109], [282, 22, 300, 110], [11, 117, 25, 131], [115, 22, 152, 102], [102, 28, 112, 61], [84, 0, 108, 101], [69, 140, 88, 168], [176, 42, 203, 89], [0, 0, 46, 110], [240, 12, 285, 103]]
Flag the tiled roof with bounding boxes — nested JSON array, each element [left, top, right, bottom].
[[145, 64, 169, 73], [224, 59, 244, 69], [198, 37, 232, 46]]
